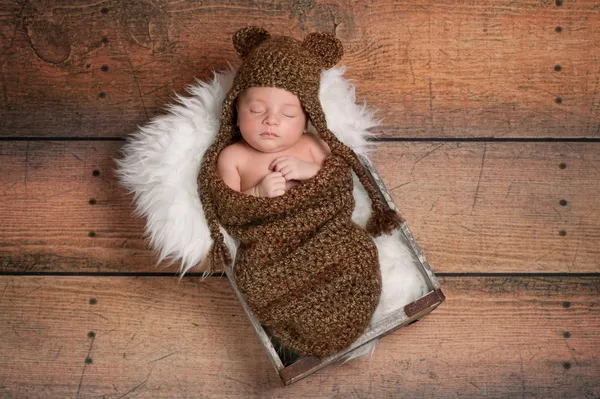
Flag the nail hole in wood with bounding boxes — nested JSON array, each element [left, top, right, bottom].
[[559, 163, 567, 169], [85, 357, 93, 364], [88, 331, 96, 339], [101, 65, 109, 72], [89, 198, 97, 205], [554, 64, 562, 72], [555, 26, 562, 33], [563, 331, 571, 338], [559, 230, 567, 236], [559, 199, 567, 206], [89, 297, 97, 305], [101, 7, 109, 14], [562, 301, 570, 308], [555, 97, 563, 104], [88, 231, 96, 238], [555, 0, 563, 6], [92, 169, 100, 176], [101, 37, 109, 44], [563, 362, 571, 369]]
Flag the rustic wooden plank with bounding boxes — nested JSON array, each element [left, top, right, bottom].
[[1, 140, 598, 273], [374, 141, 600, 274], [1, 0, 598, 138], [0, 275, 597, 398], [0, 140, 157, 273]]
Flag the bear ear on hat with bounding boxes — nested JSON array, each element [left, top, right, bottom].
[[301, 31, 343, 69], [233, 26, 271, 59]]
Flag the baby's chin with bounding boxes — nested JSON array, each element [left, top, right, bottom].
[[243, 137, 298, 153], [252, 143, 292, 153]]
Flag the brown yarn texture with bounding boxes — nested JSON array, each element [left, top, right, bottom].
[[198, 26, 403, 357]]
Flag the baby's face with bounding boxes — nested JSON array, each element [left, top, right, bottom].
[[236, 87, 307, 153]]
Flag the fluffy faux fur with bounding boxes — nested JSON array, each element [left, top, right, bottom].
[[116, 66, 428, 360]]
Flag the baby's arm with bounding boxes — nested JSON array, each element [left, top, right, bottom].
[[217, 145, 244, 191], [217, 145, 285, 197]]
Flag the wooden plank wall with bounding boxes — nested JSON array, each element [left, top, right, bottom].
[[1, 0, 599, 397]]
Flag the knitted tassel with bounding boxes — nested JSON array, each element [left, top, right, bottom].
[[201, 191, 233, 271], [198, 131, 234, 272], [207, 232, 232, 271], [366, 208, 404, 237], [320, 129, 404, 238]]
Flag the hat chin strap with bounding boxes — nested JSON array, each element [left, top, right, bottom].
[[317, 129, 404, 236], [302, 95, 403, 235], [198, 124, 235, 272]]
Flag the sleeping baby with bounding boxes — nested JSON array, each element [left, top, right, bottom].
[[198, 26, 402, 357], [217, 86, 331, 197]]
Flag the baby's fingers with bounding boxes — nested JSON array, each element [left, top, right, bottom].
[[269, 156, 293, 171], [269, 177, 286, 196], [268, 171, 286, 182], [279, 166, 294, 179]]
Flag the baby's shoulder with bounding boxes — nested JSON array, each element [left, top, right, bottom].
[[219, 141, 250, 158], [303, 133, 331, 164], [217, 141, 250, 167]]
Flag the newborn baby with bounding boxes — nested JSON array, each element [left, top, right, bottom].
[[200, 26, 402, 357], [217, 86, 331, 196]]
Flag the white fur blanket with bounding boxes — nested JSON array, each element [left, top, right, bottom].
[[116, 66, 429, 359]]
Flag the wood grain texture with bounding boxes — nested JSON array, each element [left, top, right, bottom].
[[1, 0, 598, 138], [0, 276, 598, 398], [1, 141, 598, 274], [374, 141, 600, 274]]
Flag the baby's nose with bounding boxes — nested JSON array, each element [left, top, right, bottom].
[[263, 114, 279, 125]]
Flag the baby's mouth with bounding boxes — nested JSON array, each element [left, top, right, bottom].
[[260, 131, 279, 137]]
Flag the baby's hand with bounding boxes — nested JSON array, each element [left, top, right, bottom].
[[269, 156, 319, 181], [256, 171, 286, 197]]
